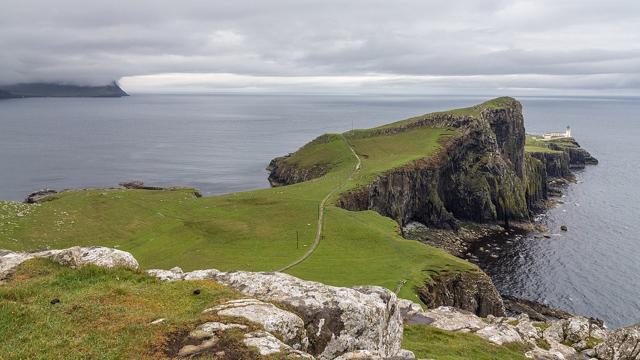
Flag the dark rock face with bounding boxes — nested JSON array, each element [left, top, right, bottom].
[[503, 295, 574, 322], [267, 155, 329, 187], [337, 99, 528, 230], [25, 189, 58, 203], [418, 271, 506, 317]]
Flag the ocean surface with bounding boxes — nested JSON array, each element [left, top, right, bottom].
[[0, 94, 638, 328]]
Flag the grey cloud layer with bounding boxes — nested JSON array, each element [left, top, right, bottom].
[[1, 0, 639, 93]]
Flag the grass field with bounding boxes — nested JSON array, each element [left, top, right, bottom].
[[525, 135, 563, 154], [0, 259, 242, 359], [403, 324, 528, 360], [0, 103, 490, 303]]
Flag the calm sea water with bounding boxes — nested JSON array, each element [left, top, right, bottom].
[[0, 94, 638, 328]]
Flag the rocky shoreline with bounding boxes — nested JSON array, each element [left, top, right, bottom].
[[2, 246, 638, 360], [266, 98, 601, 325]]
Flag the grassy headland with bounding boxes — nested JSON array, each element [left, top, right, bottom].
[[0, 101, 499, 302]]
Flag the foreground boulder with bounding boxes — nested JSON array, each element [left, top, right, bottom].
[[0, 246, 139, 280], [147, 267, 406, 360], [595, 324, 640, 360]]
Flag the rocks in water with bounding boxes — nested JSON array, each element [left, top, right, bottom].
[[0, 246, 139, 280], [418, 270, 506, 317], [594, 323, 640, 360], [503, 295, 574, 322], [25, 189, 57, 203], [204, 298, 308, 350], [560, 225, 568, 231]]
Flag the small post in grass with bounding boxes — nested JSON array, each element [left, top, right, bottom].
[[296, 231, 299, 249]]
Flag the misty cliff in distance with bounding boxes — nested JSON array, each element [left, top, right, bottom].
[[0, 81, 128, 98]]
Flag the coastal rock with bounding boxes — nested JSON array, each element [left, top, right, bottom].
[[594, 324, 640, 360], [24, 189, 57, 203], [418, 271, 506, 317], [0, 246, 138, 280], [417, 306, 487, 332], [475, 323, 523, 345], [204, 298, 308, 349], [207, 271, 403, 360]]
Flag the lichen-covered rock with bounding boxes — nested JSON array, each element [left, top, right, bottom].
[[146, 267, 185, 281], [243, 331, 315, 359], [418, 306, 487, 332], [1, 246, 138, 280], [49, 246, 139, 270], [204, 298, 308, 350], [207, 271, 403, 360], [594, 324, 640, 360], [189, 321, 248, 340], [475, 323, 523, 345]]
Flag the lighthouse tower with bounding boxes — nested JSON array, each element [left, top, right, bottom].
[[565, 126, 571, 138]]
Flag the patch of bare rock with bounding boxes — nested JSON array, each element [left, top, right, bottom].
[[3, 247, 640, 359]]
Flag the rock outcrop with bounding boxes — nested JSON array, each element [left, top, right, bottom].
[[0, 246, 139, 280], [403, 304, 609, 360], [418, 271, 506, 317], [147, 266, 407, 360], [594, 324, 640, 360]]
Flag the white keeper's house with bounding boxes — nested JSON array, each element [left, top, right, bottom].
[[543, 126, 571, 140]]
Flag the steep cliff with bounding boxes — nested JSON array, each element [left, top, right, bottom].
[[336, 97, 529, 230], [418, 271, 506, 317]]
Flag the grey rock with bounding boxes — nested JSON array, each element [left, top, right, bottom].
[[204, 298, 308, 350], [594, 324, 640, 360]]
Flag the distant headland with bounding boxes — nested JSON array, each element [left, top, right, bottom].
[[0, 81, 128, 99]]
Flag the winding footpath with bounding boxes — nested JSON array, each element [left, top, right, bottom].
[[277, 135, 361, 272]]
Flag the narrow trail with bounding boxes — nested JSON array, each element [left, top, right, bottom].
[[277, 135, 361, 272]]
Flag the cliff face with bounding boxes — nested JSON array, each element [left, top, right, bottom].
[[337, 98, 529, 230], [418, 271, 506, 317]]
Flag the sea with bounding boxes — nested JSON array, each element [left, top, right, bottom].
[[1, 94, 638, 328]]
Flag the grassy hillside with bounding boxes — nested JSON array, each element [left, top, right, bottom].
[[1, 260, 531, 360], [403, 324, 528, 360], [0, 259, 241, 359], [0, 102, 495, 302]]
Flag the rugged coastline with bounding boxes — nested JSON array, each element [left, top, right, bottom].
[[266, 97, 599, 322], [3, 97, 627, 359]]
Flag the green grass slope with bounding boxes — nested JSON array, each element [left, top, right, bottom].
[[0, 259, 240, 359], [403, 324, 528, 360], [0, 100, 514, 302]]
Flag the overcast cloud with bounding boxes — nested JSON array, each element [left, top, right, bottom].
[[1, 0, 639, 95]]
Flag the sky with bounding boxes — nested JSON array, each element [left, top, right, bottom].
[[1, 0, 639, 95]]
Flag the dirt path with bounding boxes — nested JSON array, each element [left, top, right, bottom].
[[276, 135, 361, 272]]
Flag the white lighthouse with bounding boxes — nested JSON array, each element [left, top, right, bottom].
[[565, 126, 571, 138]]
